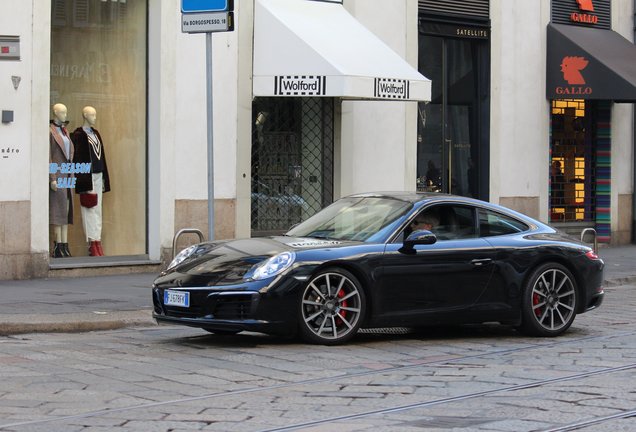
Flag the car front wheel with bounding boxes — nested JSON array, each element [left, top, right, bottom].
[[519, 263, 578, 337], [298, 268, 365, 345]]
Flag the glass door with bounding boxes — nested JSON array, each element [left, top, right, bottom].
[[417, 35, 488, 199]]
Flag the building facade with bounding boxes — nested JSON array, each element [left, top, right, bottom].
[[0, 0, 633, 279]]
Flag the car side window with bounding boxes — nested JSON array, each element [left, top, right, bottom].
[[435, 205, 476, 240], [395, 204, 477, 242], [478, 209, 529, 237]]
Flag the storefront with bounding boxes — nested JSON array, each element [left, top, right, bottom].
[[249, 0, 430, 235], [417, 0, 491, 200], [0, 0, 431, 279], [546, 0, 636, 243], [1, 0, 633, 280]]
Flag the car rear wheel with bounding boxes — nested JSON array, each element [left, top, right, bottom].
[[298, 268, 365, 345], [519, 263, 578, 337]]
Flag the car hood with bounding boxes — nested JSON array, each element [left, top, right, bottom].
[[154, 236, 356, 287]]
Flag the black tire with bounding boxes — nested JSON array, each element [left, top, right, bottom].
[[519, 263, 578, 337], [298, 268, 366, 345]]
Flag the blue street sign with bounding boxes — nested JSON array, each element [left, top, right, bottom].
[[181, 0, 228, 13]]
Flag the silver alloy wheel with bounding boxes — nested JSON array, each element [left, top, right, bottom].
[[301, 271, 362, 341], [530, 268, 576, 331]]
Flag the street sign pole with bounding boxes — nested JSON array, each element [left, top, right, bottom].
[[206, 32, 215, 241], [181, 0, 234, 241]]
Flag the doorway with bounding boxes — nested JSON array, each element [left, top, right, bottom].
[[251, 97, 334, 236], [549, 100, 610, 241], [417, 35, 490, 199]]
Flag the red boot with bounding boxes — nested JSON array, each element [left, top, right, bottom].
[[88, 241, 99, 256], [95, 240, 104, 256]]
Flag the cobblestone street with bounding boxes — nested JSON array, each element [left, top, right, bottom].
[[1, 284, 635, 432]]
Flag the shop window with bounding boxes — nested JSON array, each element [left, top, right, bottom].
[[50, 0, 147, 258], [550, 99, 596, 223]]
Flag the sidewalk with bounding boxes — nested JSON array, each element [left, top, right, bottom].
[[0, 246, 634, 336], [0, 273, 157, 335]]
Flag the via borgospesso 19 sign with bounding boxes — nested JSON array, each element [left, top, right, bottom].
[[273, 75, 412, 100]]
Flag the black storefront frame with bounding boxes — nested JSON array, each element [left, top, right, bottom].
[[417, 15, 491, 201]]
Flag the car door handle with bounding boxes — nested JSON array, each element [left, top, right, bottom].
[[471, 258, 492, 266]]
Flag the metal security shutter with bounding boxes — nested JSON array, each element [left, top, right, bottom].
[[551, 0, 610, 30], [251, 97, 334, 237], [419, 0, 489, 21]]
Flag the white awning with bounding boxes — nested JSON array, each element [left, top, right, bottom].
[[253, 0, 431, 102]]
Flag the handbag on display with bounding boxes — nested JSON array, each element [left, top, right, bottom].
[[80, 193, 98, 208]]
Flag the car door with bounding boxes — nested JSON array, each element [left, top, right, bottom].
[[472, 207, 533, 317], [374, 204, 496, 325]]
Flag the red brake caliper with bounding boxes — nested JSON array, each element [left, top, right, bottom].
[[533, 292, 542, 318], [336, 288, 347, 325]]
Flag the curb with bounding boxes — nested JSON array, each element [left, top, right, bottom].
[[0, 310, 157, 336]]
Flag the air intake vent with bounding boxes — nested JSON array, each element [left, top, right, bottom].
[[419, 0, 489, 20]]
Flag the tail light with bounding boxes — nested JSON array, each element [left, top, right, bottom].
[[585, 250, 601, 260]]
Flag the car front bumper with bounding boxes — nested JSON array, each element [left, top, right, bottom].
[[152, 280, 301, 336]]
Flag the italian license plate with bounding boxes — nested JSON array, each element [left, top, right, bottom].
[[164, 289, 190, 307]]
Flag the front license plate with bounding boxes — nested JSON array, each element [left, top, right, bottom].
[[164, 289, 190, 307]]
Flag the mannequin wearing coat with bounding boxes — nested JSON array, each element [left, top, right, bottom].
[[72, 106, 111, 256], [49, 103, 74, 258]]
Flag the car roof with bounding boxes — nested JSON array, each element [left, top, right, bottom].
[[347, 191, 473, 204], [346, 191, 547, 229]]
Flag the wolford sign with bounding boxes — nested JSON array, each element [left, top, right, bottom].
[[271, 76, 414, 100], [275, 76, 327, 96], [374, 78, 410, 100]]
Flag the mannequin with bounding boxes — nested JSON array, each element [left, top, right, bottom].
[[72, 106, 111, 256], [49, 103, 75, 258]]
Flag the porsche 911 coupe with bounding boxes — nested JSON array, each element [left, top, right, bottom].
[[152, 192, 604, 344]]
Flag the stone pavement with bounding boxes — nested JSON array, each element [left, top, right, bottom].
[[0, 245, 634, 336]]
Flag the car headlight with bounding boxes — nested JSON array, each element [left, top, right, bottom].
[[249, 251, 296, 280], [167, 245, 198, 270]]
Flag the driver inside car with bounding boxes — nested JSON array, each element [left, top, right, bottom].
[[411, 212, 440, 232]]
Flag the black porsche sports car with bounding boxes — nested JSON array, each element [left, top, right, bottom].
[[152, 192, 604, 344]]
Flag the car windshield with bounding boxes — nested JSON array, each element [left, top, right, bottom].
[[286, 196, 412, 242]]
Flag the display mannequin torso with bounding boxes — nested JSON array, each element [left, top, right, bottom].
[[72, 106, 111, 194], [49, 103, 74, 225]]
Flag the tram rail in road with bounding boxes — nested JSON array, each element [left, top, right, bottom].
[[2, 328, 636, 431]]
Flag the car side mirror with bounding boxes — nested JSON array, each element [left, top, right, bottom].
[[399, 229, 437, 254]]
